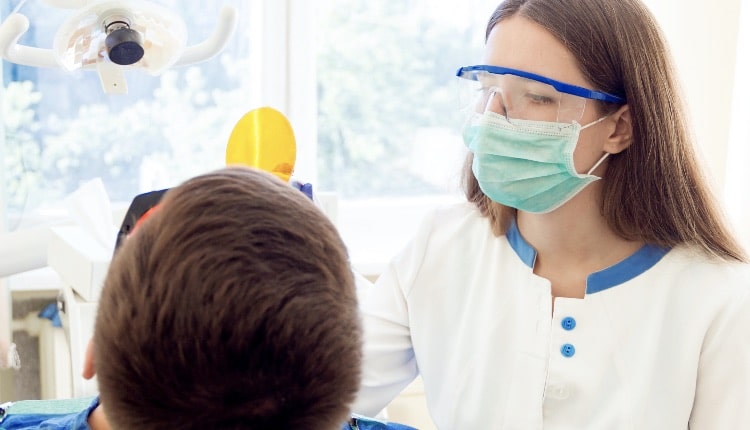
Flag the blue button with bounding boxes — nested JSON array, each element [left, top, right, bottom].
[[561, 343, 576, 357], [561, 316, 576, 331]]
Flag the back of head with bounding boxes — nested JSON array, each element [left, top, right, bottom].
[[94, 167, 361, 429], [464, 0, 746, 261]]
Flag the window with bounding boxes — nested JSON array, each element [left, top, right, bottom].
[[2, 0, 256, 231], [314, 0, 499, 274], [1, 0, 501, 281], [2, 0, 748, 281]]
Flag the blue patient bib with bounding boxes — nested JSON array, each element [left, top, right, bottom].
[[0, 397, 98, 430], [343, 415, 419, 430]]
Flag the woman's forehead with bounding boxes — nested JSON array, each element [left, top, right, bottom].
[[482, 15, 592, 90]]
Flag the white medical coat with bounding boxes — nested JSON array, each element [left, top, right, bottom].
[[353, 203, 750, 429]]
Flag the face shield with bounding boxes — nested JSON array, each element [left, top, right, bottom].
[[456, 65, 625, 125]]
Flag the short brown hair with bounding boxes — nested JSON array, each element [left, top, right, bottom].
[[94, 167, 361, 429], [463, 0, 747, 262]]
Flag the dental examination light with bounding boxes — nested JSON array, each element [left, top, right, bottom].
[[0, 0, 238, 94], [115, 107, 300, 252], [226, 107, 298, 183]]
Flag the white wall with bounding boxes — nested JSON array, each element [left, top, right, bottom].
[[646, 0, 749, 248], [645, 0, 741, 192], [726, 0, 750, 247]]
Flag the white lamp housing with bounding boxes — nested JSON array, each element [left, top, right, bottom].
[[0, 0, 238, 94]]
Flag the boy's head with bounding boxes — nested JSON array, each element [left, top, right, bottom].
[[92, 167, 361, 429]]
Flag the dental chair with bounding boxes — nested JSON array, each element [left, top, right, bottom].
[[53, 188, 168, 399]]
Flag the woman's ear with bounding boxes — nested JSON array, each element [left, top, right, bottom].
[[603, 104, 632, 154], [82, 338, 96, 379]]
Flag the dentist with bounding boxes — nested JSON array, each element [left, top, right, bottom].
[[352, 0, 750, 428]]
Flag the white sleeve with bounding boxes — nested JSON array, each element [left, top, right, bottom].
[[351, 210, 436, 417], [689, 275, 750, 428]]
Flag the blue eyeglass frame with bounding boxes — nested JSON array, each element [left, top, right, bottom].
[[456, 65, 626, 104]]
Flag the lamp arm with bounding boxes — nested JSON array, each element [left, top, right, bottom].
[[0, 13, 59, 68], [172, 5, 238, 67]]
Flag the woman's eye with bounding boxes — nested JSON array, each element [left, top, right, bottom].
[[527, 93, 554, 104]]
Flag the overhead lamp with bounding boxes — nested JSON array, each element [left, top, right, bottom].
[[0, 0, 238, 94]]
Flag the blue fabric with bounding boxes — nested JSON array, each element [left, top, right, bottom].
[[506, 219, 537, 268], [298, 182, 314, 200], [0, 397, 98, 430], [0, 397, 414, 430], [342, 415, 418, 430], [290, 180, 314, 200], [506, 220, 670, 293], [585, 243, 669, 293], [38, 303, 62, 328]]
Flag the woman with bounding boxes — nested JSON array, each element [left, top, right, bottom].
[[352, 0, 750, 428]]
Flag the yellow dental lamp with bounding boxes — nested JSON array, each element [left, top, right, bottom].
[[225, 107, 297, 182]]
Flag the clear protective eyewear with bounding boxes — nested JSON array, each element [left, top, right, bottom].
[[456, 65, 625, 125]]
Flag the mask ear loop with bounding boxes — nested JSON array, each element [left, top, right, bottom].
[[580, 114, 610, 130], [586, 152, 610, 175], [581, 113, 612, 175]]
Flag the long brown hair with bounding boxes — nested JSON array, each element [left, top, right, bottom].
[[463, 0, 747, 262]]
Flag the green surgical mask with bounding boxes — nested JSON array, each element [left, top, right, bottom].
[[463, 112, 609, 213]]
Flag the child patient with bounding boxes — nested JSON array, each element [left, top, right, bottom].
[[0, 167, 410, 430]]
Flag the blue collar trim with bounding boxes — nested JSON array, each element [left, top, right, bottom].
[[506, 220, 537, 268], [506, 221, 670, 293]]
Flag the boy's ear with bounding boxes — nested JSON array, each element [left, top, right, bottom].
[[603, 104, 632, 154], [82, 338, 96, 379]]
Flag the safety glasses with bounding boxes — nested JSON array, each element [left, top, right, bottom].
[[456, 65, 625, 124]]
